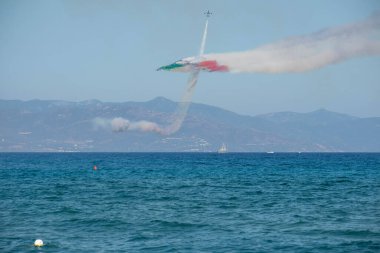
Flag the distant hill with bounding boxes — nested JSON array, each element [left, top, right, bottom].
[[1, 98, 379, 152]]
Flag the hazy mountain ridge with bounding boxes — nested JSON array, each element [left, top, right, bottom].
[[1, 98, 379, 152]]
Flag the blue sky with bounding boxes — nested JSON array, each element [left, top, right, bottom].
[[1, 0, 379, 117]]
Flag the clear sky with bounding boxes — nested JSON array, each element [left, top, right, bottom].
[[1, 0, 380, 117]]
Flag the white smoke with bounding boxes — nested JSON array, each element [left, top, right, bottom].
[[93, 67, 200, 135], [160, 70, 199, 135], [93, 117, 162, 133], [160, 20, 208, 134], [203, 12, 380, 73]]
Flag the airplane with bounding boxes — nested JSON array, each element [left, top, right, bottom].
[[204, 10, 212, 17], [157, 11, 229, 73]]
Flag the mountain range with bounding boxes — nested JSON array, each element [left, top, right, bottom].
[[1, 97, 379, 152]]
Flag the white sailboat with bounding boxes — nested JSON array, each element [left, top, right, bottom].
[[218, 143, 227, 153]]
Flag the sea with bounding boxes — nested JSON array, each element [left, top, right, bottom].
[[0, 152, 379, 252]]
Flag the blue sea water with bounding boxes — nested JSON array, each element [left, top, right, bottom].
[[0, 153, 379, 252]]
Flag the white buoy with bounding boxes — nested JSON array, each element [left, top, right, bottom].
[[34, 239, 44, 247]]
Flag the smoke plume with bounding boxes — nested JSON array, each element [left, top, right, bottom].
[[93, 19, 207, 135], [203, 13, 380, 73], [92, 68, 199, 135], [94, 14, 380, 135], [93, 117, 162, 133]]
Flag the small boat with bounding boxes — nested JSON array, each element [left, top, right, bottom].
[[218, 143, 227, 153]]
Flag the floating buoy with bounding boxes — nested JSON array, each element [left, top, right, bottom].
[[34, 239, 44, 247], [93, 165, 97, 170]]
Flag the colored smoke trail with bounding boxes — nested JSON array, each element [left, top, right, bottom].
[[92, 14, 380, 135], [203, 13, 380, 73]]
